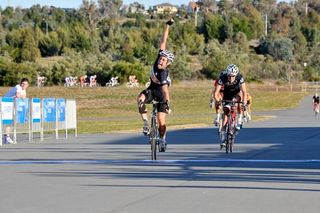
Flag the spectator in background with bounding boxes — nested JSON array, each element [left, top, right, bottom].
[[79, 75, 87, 87], [36, 75, 45, 88], [90, 75, 97, 87], [3, 78, 29, 144]]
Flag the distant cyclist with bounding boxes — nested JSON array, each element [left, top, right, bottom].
[[210, 70, 226, 126], [213, 64, 247, 146], [312, 93, 319, 112], [137, 18, 175, 152]]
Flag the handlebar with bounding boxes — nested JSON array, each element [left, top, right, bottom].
[[151, 100, 171, 114], [220, 100, 243, 105]]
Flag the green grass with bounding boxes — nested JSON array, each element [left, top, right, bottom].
[[0, 81, 307, 133]]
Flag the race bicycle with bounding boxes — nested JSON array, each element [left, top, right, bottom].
[[220, 99, 243, 153], [148, 100, 167, 160]]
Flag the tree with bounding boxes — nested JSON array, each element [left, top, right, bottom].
[[201, 40, 230, 78], [268, 37, 294, 61], [198, 0, 217, 13], [170, 49, 193, 80], [202, 13, 225, 42], [70, 23, 93, 52], [98, 0, 123, 19], [39, 31, 62, 56], [79, 0, 100, 30]]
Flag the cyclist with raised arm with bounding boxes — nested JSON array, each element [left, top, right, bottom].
[[137, 18, 175, 152], [312, 93, 319, 113], [214, 64, 247, 147]]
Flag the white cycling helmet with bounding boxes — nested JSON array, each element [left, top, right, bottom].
[[160, 50, 175, 63], [226, 64, 239, 76], [315, 93, 319, 97]]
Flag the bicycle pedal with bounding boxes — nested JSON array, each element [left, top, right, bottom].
[[143, 131, 150, 136]]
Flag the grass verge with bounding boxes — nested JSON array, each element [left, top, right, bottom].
[[0, 81, 307, 133]]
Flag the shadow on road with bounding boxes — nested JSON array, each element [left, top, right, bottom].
[[14, 126, 320, 192]]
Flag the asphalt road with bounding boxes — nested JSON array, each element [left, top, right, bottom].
[[0, 95, 320, 213]]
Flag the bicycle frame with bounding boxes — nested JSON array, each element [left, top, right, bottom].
[[221, 99, 241, 153]]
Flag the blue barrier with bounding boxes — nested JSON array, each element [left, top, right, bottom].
[[0, 98, 77, 145]]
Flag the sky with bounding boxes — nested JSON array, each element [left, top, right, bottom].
[[0, 0, 293, 10]]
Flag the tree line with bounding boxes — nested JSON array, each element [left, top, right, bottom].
[[0, 0, 319, 86]]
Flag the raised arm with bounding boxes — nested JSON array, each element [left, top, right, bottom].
[[160, 18, 174, 50]]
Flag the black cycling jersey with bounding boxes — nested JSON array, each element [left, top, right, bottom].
[[313, 96, 320, 104], [148, 50, 171, 90], [218, 73, 245, 100]]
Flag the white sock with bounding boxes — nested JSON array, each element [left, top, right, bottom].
[[238, 114, 243, 124]]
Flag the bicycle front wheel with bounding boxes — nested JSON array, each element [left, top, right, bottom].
[[150, 117, 158, 160], [151, 138, 157, 160]]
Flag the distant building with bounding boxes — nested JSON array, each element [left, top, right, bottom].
[[128, 2, 145, 14], [188, 1, 200, 13], [153, 3, 178, 14], [122, 2, 146, 14], [188, 0, 218, 14]]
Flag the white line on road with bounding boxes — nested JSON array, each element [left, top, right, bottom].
[[0, 159, 320, 164]]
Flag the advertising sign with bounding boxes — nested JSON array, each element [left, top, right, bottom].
[[57, 99, 66, 122], [1, 97, 14, 125], [32, 98, 41, 123], [43, 98, 56, 122], [16, 98, 29, 124]]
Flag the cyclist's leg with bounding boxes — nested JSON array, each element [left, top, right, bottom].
[[137, 93, 148, 120], [157, 112, 167, 151], [214, 92, 223, 125], [157, 102, 170, 151], [235, 93, 244, 129], [137, 90, 152, 135], [247, 102, 252, 120], [157, 112, 166, 138]]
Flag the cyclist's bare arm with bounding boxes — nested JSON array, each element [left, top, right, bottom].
[[214, 84, 222, 102], [162, 84, 170, 102], [160, 18, 173, 50]]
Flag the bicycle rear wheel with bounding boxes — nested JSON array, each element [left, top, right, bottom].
[[225, 138, 229, 154]]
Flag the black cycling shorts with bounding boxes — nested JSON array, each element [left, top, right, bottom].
[[140, 89, 168, 113]]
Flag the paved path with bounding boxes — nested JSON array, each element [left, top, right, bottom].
[[0, 95, 320, 213]]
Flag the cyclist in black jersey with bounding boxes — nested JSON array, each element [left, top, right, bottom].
[[213, 64, 247, 146], [137, 18, 175, 152], [312, 93, 320, 111]]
